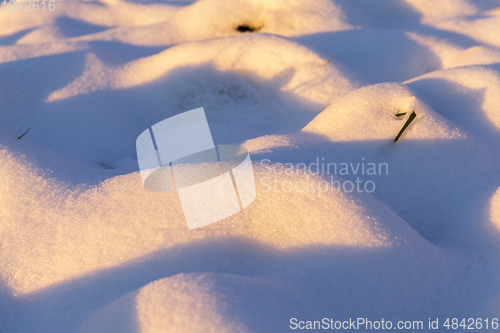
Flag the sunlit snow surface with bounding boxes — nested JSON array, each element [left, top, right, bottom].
[[1, 0, 500, 331]]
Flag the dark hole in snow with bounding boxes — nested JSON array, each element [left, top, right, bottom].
[[99, 162, 113, 169], [237, 25, 256, 33]]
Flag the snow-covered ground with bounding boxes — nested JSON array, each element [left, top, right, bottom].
[[1, 0, 500, 332]]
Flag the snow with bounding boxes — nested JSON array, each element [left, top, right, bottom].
[[1, 0, 500, 332]]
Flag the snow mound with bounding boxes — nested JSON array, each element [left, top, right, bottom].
[[302, 82, 463, 141], [0, 0, 179, 40], [168, 0, 353, 40], [48, 34, 355, 106], [77, 273, 320, 333], [449, 46, 500, 67], [1, 132, 426, 295], [2, 0, 500, 331], [249, 72, 500, 243], [4, 131, 469, 333], [1, 33, 355, 167], [294, 29, 444, 84], [406, 66, 500, 136], [2, 34, 355, 166], [304, 65, 500, 143], [72, 0, 353, 46], [436, 15, 500, 49], [404, 0, 479, 22], [490, 188, 500, 235], [421, 4, 500, 48]]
